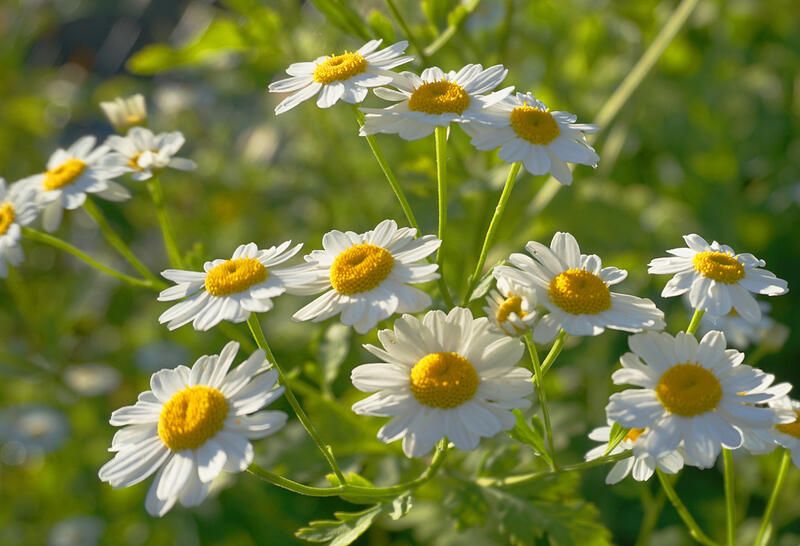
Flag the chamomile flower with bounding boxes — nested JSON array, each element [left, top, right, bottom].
[[268, 39, 413, 115], [584, 424, 683, 484], [697, 301, 789, 351], [0, 178, 38, 277], [18, 136, 129, 232], [291, 220, 440, 334], [495, 232, 665, 343], [738, 384, 796, 457], [158, 242, 310, 331], [648, 234, 788, 322], [98, 341, 287, 517], [483, 274, 539, 336], [463, 93, 598, 184], [606, 330, 784, 469], [360, 64, 512, 140], [102, 127, 196, 181], [100, 93, 147, 132], [351, 308, 532, 457]]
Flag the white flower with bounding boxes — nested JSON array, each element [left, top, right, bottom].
[[359, 64, 512, 140], [648, 234, 788, 322], [291, 219, 440, 334], [495, 232, 665, 343], [351, 308, 532, 457], [483, 273, 539, 336], [738, 384, 799, 465], [606, 330, 784, 469], [584, 424, 683, 484], [463, 93, 598, 184], [17, 136, 129, 232], [100, 93, 147, 131], [99, 341, 287, 517], [697, 300, 789, 351], [102, 127, 196, 181], [0, 178, 38, 277], [158, 242, 311, 331], [268, 39, 412, 115]]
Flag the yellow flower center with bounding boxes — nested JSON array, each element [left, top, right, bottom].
[[0, 202, 15, 236], [204, 257, 268, 296], [548, 269, 611, 315], [157, 385, 228, 451], [408, 81, 470, 115], [776, 410, 800, 439], [410, 352, 479, 409], [330, 243, 394, 295], [656, 364, 722, 417], [624, 428, 644, 443], [125, 114, 145, 127], [496, 295, 526, 324], [692, 251, 745, 284], [510, 105, 560, 145], [43, 158, 87, 191], [313, 52, 367, 84], [128, 152, 144, 170]]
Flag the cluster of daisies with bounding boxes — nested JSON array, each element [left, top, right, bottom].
[[268, 39, 599, 185], [0, 94, 195, 276]]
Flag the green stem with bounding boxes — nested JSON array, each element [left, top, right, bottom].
[[423, 0, 482, 57], [384, 0, 429, 65], [434, 127, 451, 304], [246, 314, 346, 484], [146, 175, 184, 268], [82, 199, 162, 286], [462, 162, 522, 304], [248, 439, 448, 498], [754, 449, 792, 546], [476, 451, 632, 488], [723, 449, 735, 546], [540, 330, 567, 376], [657, 470, 717, 546], [687, 308, 705, 336], [22, 228, 156, 290], [635, 486, 668, 546], [525, 334, 556, 469]]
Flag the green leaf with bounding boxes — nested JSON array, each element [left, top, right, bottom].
[[468, 266, 497, 302], [296, 504, 383, 545], [367, 9, 396, 42], [309, 0, 371, 40], [508, 410, 554, 468], [603, 422, 628, 456], [317, 323, 351, 389]]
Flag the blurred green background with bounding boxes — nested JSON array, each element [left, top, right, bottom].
[[1, 0, 799, 544]]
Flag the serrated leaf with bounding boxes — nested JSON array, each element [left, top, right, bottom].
[[508, 410, 554, 468], [388, 493, 414, 520], [296, 505, 382, 545], [604, 422, 628, 456]]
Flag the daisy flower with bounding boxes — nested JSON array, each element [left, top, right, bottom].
[[739, 384, 797, 458], [648, 234, 788, 322], [102, 127, 196, 181], [0, 178, 39, 277], [18, 136, 129, 232], [494, 232, 665, 343], [584, 424, 683, 484], [351, 307, 533, 457], [463, 93, 598, 184], [158, 241, 310, 331], [291, 219, 440, 334], [268, 39, 412, 115], [606, 330, 785, 469], [697, 300, 789, 351], [359, 64, 512, 141], [98, 341, 287, 517], [100, 93, 148, 132], [483, 273, 539, 336]]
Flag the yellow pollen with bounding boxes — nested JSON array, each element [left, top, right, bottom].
[[157, 385, 228, 451], [128, 152, 143, 170], [510, 105, 560, 145], [204, 257, 268, 296], [410, 352, 479, 409], [330, 243, 394, 295], [43, 158, 87, 191], [776, 410, 800, 439], [548, 269, 611, 315], [624, 428, 644, 443], [496, 295, 526, 325], [0, 202, 15, 236], [692, 251, 745, 284], [408, 80, 470, 115], [313, 52, 367, 84], [656, 364, 722, 417]]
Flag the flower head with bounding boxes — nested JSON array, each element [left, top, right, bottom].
[[696, 300, 789, 351], [158, 242, 310, 331], [0, 178, 39, 277], [102, 127, 196, 181], [359, 64, 512, 140], [463, 93, 598, 184], [495, 232, 665, 343], [268, 40, 412, 114], [100, 94, 147, 131], [484, 273, 539, 336], [99, 341, 287, 517], [291, 219, 440, 334], [648, 234, 788, 321], [606, 330, 784, 468], [351, 308, 532, 457]]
